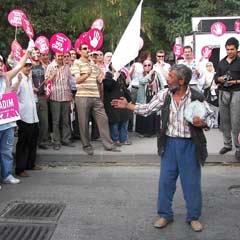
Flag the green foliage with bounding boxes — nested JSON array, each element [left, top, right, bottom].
[[0, 0, 240, 59]]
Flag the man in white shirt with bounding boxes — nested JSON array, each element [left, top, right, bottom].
[[153, 50, 170, 89], [182, 46, 201, 91], [12, 59, 40, 177]]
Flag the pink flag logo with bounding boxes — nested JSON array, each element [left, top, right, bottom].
[[201, 46, 212, 59], [85, 28, 103, 51], [211, 22, 226, 37]]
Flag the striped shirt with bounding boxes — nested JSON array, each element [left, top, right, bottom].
[[134, 87, 213, 138], [45, 61, 72, 102], [71, 59, 100, 97]]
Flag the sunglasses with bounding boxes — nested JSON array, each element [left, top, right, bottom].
[[81, 47, 88, 51], [24, 63, 32, 68], [157, 55, 164, 58], [144, 64, 152, 67]]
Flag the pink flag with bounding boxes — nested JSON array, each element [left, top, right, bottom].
[[50, 33, 72, 54], [85, 28, 103, 51], [35, 36, 50, 54], [91, 18, 104, 30], [11, 40, 24, 62], [22, 16, 34, 39], [8, 9, 26, 27]]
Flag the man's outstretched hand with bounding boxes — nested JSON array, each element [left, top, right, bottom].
[[111, 97, 128, 109]]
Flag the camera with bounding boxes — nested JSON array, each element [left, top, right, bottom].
[[223, 71, 232, 87]]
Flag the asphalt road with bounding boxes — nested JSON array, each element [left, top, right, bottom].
[[0, 165, 240, 240]]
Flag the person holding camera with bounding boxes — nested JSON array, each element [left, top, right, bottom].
[[215, 37, 240, 161]]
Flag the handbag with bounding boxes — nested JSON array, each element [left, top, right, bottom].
[[203, 79, 219, 107]]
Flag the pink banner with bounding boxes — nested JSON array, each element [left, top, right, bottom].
[[0, 92, 20, 125], [22, 16, 34, 39], [85, 28, 103, 51], [11, 40, 24, 62], [8, 9, 26, 27], [35, 36, 49, 54], [50, 33, 72, 54]]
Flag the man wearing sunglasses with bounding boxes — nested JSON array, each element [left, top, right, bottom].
[[71, 44, 120, 155], [153, 50, 170, 89]]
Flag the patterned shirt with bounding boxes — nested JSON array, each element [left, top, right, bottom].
[[134, 87, 214, 138], [45, 61, 72, 102], [71, 58, 101, 97]]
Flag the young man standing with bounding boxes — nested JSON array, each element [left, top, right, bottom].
[[71, 44, 119, 155], [215, 37, 240, 161], [45, 52, 74, 150]]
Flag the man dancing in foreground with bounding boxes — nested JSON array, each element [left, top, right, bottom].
[[111, 64, 214, 232]]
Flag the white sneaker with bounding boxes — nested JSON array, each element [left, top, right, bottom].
[[3, 175, 20, 184]]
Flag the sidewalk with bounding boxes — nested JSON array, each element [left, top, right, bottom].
[[34, 129, 238, 166]]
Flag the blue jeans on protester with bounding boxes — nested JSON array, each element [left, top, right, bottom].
[[0, 127, 14, 179], [110, 121, 128, 143], [157, 137, 202, 222]]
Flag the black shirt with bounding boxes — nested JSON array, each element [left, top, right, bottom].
[[214, 55, 240, 92], [32, 64, 45, 95]]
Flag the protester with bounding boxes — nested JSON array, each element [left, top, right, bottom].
[[12, 41, 41, 177], [182, 46, 201, 91], [128, 50, 151, 131], [0, 41, 34, 186], [153, 50, 170, 88], [111, 64, 215, 232], [214, 37, 240, 161], [103, 65, 132, 146], [71, 43, 120, 155], [31, 48, 49, 149], [135, 59, 163, 137], [45, 52, 74, 150], [104, 52, 112, 68], [199, 61, 219, 128]]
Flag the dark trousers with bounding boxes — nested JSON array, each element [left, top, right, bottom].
[[15, 121, 39, 174]]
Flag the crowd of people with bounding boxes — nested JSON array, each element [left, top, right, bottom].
[[0, 36, 240, 232]]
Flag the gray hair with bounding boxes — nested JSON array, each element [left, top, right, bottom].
[[169, 64, 192, 85]]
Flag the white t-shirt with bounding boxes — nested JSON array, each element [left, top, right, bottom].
[[130, 62, 143, 87], [12, 72, 39, 124]]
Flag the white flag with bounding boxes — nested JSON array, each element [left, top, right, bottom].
[[111, 0, 143, 71]]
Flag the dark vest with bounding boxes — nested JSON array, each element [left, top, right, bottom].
[[157, 88, 208, 166]]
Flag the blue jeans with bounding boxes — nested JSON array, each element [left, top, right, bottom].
[[110, 121, 128, 143], [157, 137, 202, 222], [0, 127, 14, 179]]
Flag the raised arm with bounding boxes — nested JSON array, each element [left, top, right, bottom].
[[5, 39, 35, 82]]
